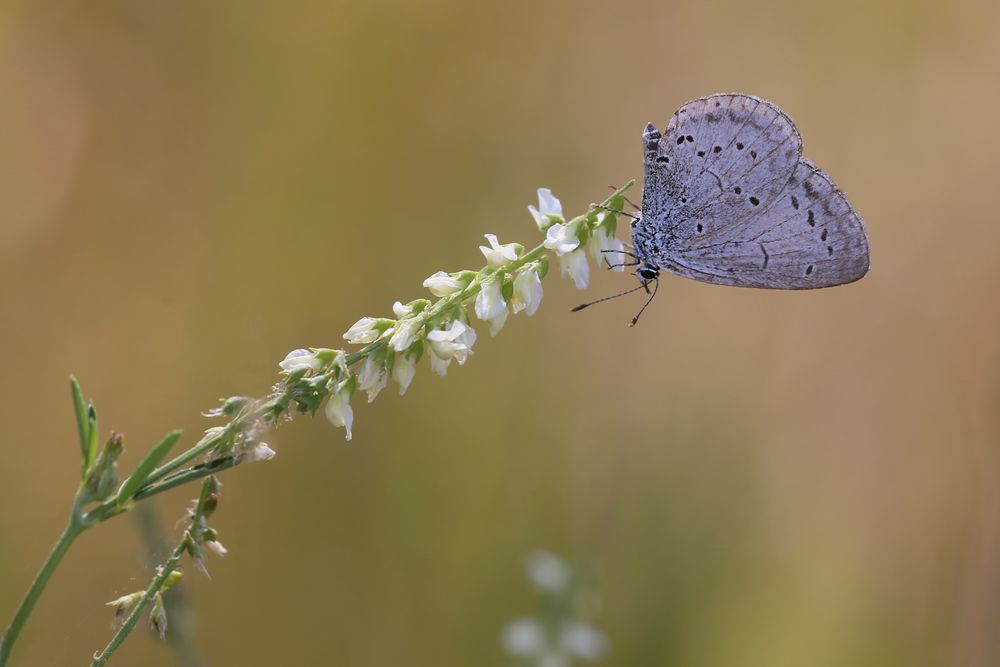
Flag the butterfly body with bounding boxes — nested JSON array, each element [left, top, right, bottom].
[[633, 94, 870, 290]]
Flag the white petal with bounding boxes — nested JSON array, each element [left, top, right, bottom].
[[245, 443, 276, 463], [559, 251, 590, 290], [590, 228, 626, 273], [544, 223, 580, 255], [525, 551, 571, 592], [560, 622, 609, 660], [501, 619, 545, 657], [324, 391, 354, 441], [528, 204, 545, 230], [392, 301, 411, 319], [537, 187, 562, 217], [488, 308, 508, 336], [356, 357, 387, 403], [278, 349, 320, 372], [205, 540, 228, 557], [475, 280, 507, 321], [429, 349, 451, 376], [480, 234, 520, 268], [422, 271, 463, 297], [512, 269, 544, 316], [389, 319, 421, 352], [391, 355, 417, 395], [342, 317, 379, 344]]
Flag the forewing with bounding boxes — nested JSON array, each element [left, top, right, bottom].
[[641, 94, 802, 234]]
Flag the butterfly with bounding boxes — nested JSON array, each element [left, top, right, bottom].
[[578, 94, 870, 325]]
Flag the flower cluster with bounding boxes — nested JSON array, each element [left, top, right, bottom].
[[501, 550, 609, 667], [274, 186, 631, 442]]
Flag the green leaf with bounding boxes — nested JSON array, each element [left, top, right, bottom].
[[86, 405, 99, 473], [115, 430, 182, 507], [70, 376, 90, 474]]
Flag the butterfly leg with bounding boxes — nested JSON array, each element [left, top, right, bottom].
[[602, 249, 640, 270]]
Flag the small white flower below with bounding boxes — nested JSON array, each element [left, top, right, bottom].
[[392, 351, 418, 395], [324, 388, 354, 441], [422, 271, 464, 297], [525, 551, 571, 592], [557, 250, 590, 290], [475, 279, 509, 336], [589, 225, 626, 273], [278, 349, 321, 373], [480, 234, 521, 269], [356, 357, 387, 403], [529, 187, 564, 231], [512, 267, 544, 316], [342, 317, 380, 344], [544, 222, 581, 256]]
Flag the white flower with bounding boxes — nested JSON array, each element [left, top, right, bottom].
[[356, 357, 387, 403], [475, 278, 509, 335], [544, 222, 581, 255], [589, 223, 626, 273], [389, 318, 422, 352], [278, 348, 321, 372], [324, 388, 354, 441], [525, 551, 571, 592], [557, 250, 590, 290], [392, 301, 412, 318], [487, 309, 507, 336], [479, 234, 520, 269], [528, 187, 564, 231], [560, 622, 608, 661], [427, 319, 476, 364], [502, 618, 546, 657], [392, 351, 417, 395], [342, 317, 380, 344], [245, 442, 276, 463], [429, 349, 451, 376], [205, 540, 228, 557], [512, 267, 543, 316], [422, 271, 464, 297]]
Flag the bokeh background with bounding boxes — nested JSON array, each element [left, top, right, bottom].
[[1, 0, 999, 665]]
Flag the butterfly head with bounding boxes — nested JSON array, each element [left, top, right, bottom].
[[637, 263, 659, 283]]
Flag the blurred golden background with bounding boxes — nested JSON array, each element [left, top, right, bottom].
[[2, 0, 999, 665]]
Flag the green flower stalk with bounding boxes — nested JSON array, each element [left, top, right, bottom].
[[0, 180, 634, 666]]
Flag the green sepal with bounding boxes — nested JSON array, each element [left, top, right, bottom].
[[404, 299, 432, 315], [162, 570, 184, 592], [501, 273, 515, 302], [82, 432, 124, 503], [535, 257, 550, 279], [115, 429, 182, 507], [70, 376, 90, 475]]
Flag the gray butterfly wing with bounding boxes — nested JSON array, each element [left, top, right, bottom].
[[638, 93, 869, 289]]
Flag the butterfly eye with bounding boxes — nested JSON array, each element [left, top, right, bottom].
[[638, 266, 659, 281]]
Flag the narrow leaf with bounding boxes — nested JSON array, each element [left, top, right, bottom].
[[86, 405, 100, 471], [116, 430, 182, 506], [70, 376, 90, 473]]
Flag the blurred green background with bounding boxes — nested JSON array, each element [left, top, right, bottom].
[[1, 0, 999, 665]]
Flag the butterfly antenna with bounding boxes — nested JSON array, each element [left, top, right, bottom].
[[628, 278, 659, 327], [591, 203, 640, 222], [570, 283, 649, 312], [606, 185, 641, 212]]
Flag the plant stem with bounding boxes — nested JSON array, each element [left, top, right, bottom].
[[90, 535, 188, 667], [0, 515, 85, 667], [1, 178, 637, 667], [134, 504, 207, 667]]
